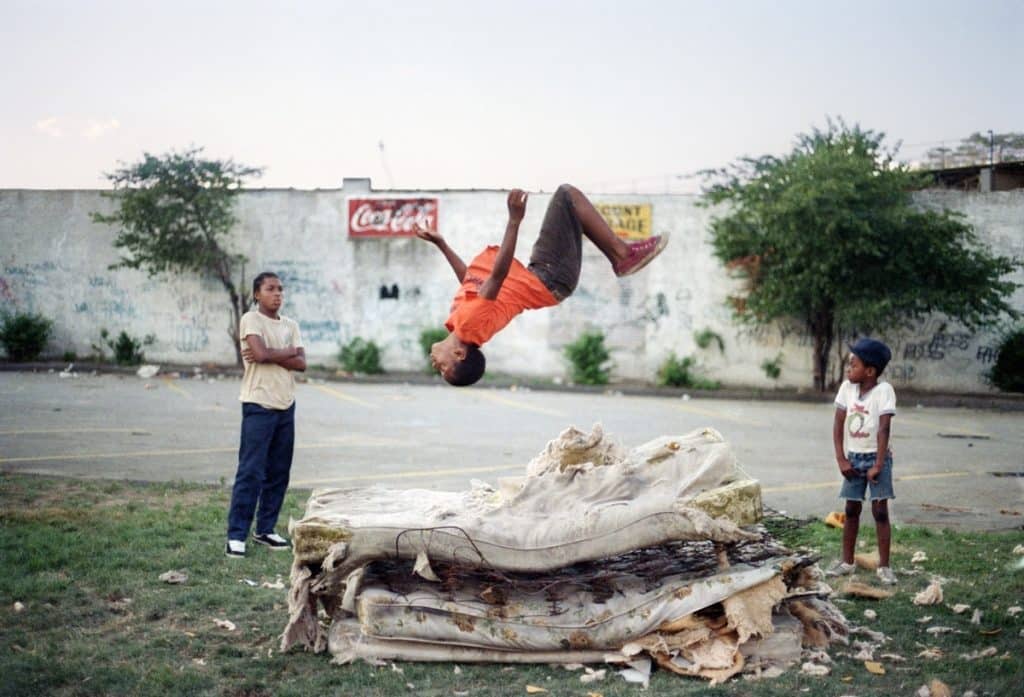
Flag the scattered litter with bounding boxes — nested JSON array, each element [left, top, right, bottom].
[[107, 596, 133, 612], [192, 658, 206, 666], [916, 678, 952, 697], [1007, 605, 1022, 617], [136, 364, 160, 379], [389, 662, 404, 674], [59, 363, 76, 379], [158, 570, 188, 584], [238, 578, 258, 587], [579, 667, 606, 684], [744, 665, 786, 681], [937, 432, 989, 440], [1013, 544, 1024, 555], [913, 580, 943, 606], [617, 657, 651, 688], [917, 647, 943, 659], [979, 627, 1001, 636], [911, 551, 928, 564], [453, 665, 462, 675], [824, 511, 846, 529], [925, 626, 955, 635], [959, 647, 997, 660], [916, 616, 933, 624], [854, 552, 879, 570], [951, 603, 970, 614], [261, 579, 285, 590], [863, 660, 885, 675], [800, 662, 830, 676], [853, 642, 874, 661], [879, 652, 905, 662], [561, 663, 584, 671], [851, 626, 887, 643], [213, 618, 236, 631], [525, 686, 548, 694], [863, 609, 877, 621], [12, 601, 25, 613], [970, 609, 982, 625], [405, 683, 414, 690], [842, 581, 894, 599]]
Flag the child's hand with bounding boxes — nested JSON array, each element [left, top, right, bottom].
[[866, 465, 882, 484], [241, 346, 255, 363], [414, 222, 444, 245], [837, 457, 855, 480], [507, 189, 528, 223]]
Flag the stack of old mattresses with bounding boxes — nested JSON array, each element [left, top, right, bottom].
[[281, 426, 847, 684]]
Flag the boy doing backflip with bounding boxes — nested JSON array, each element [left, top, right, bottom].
[[417, 184, 668, 386], [827, 338, 897, 584]]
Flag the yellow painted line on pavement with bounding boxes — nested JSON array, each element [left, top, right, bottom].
[[292, 463, 519, 487], [0, 428, 152, 436], [472, 391, 567, 417], [311, 384, 379, 409], [0, 441, 347, 465], [672, 402, 767, 428], [763, 470, 970, 494], [161, 377, 192, 399]]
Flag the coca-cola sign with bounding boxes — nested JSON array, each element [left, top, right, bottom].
[[347, 197, 439, 238]]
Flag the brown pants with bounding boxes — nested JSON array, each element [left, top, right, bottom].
[[526, 184, 583, 302]]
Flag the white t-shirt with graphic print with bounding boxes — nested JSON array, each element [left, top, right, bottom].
[[834, 379, 896, 454]]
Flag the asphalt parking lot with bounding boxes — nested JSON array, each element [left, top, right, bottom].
[[1, 370, 1021, 530]]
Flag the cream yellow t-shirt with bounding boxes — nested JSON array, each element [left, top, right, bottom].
[[239, 310, 303, 410]]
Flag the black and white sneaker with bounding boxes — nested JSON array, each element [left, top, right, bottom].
[[225, 539, 246, 558], [252, 532, 290, 550]]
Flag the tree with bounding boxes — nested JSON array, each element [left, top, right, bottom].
[[703, 120, 1021, 391], [923, 131, 1024, 168], [92, 148, 262, 366]]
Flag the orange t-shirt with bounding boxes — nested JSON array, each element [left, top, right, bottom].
[[445, 246, 558, 346]]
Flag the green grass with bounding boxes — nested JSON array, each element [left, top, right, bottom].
[[1, 473, 1021, 696]]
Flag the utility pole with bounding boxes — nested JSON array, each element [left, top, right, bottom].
[[988, 130, 995, 166]]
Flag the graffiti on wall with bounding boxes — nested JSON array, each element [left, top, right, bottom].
[[596, 203, 653, 241]]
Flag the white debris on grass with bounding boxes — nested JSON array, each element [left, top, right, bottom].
[[970, 609, 983, 625], [863, 609, 877, 621], [213, 618, 236, 631], [13, 601, 25, 613], [579, 667, 606, 684], [925, 626, 955, 635], [1012, 544, 1024, 555], [913, 580, 943, 606], [158, 570, 188, 584], [1007, 606, 1022, 617], [917, 647, 944, 659], [800, 662, 830, 676], [951, 603, 971, 614], [959, 647, 997, 660], [911, 551, 928, 564], [916, 615, 933, 624]]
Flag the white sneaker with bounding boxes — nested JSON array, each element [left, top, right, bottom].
[[876, 566, 897, 585], [252, 532, 290, 550], [225, 539, 246, 558], [825, 559, 856, 576]]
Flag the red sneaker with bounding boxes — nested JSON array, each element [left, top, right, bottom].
[[613, 234, 669, 277]]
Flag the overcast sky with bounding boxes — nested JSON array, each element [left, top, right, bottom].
[[1, 0, 1020, 192]]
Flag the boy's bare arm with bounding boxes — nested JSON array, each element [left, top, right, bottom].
[[279, 347, 306, 372], [833, 408, 854, 479], [242, 335, 301, 367], [867, 414, 892, 483], [479, 189, 527, 300], [415, 224, 466, 282]]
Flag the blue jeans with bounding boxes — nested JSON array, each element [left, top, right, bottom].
[[227, 402, 295, 541], [839, 451, 895, 501]]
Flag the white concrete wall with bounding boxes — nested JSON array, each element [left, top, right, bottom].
[[1, 184, 1021, 392]]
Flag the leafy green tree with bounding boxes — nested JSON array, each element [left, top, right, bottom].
[[704, 120, 1021, 391], [91, 148, 262, 365]]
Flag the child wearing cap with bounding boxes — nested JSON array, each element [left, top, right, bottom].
[[826, 338, 898, 584]]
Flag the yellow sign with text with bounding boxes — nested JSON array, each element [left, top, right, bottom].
[[596, 203, 653, 241]]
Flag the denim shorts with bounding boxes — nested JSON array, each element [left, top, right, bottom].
[[839, 451, 895, 501]]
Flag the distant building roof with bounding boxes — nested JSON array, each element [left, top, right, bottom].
[[919, 160, 1024, 192]]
